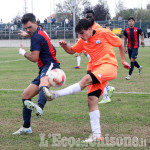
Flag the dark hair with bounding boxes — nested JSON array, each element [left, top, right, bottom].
[[128, 16, 135, 21], [86, 10, 95, 17], [21, 13, 36, 24], [38, 24, 43, 29], [75, 19, 93, 33]]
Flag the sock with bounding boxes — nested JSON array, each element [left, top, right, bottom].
[[86, 54, 90, 60], [23, 99, 31, 128], [55, 83, 81, 98], [129, 62, 134, 75], [102, 87, 109, 99], [89, 110, 101, 137], [106, 85, 111, 92], [134, 61, 140, 68], [77, 56, 81, 66], [38, 86, 49, 109]]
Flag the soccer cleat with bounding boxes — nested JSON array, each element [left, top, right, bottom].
[[43, 87, 56, 101], [12, 127, 32, 135], [73, 66, 81, 69], [82, 134, 103, 143], [108, 86, 115, 98], [24, 100, 43, 117], [98, 98, 111, 104], [138, 66, 143, 75], [125, 75, 131, 80]]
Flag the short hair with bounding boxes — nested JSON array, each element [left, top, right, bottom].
[[75, 19, 93, 33], [21, 13, 36, 24], [86, 10, 95, 17], [38, 24, 43, 29], [128, 16, 135, 21]]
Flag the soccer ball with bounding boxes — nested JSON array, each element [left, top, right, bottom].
[[48, 68, 66, 87]]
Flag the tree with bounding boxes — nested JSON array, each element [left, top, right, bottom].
[[83, 0, 110, 21], [55, 0, 91, 21]]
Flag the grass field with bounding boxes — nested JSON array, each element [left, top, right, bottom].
[[0, 46, 150, 150]]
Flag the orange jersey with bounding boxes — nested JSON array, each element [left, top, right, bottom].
[[72, 28, 122, 67]]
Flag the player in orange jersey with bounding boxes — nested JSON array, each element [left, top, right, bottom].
[[43, 19, 130, 142]]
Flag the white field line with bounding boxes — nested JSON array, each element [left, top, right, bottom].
[[0, 54, 70, 64], [0, 59, 25, 63], [0, 88, 150, 95]]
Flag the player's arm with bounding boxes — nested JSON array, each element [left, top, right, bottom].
[[19, 44, 39, 62], [140, 32, 145, 47], [59, 40, 75, 54], [119, 44, 130, 70], [18, 30, 31, 38], [124, 36, 128, 53]]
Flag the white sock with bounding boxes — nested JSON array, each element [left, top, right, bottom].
[[77, 56, 81, 66], [55, 83, 81, 98], [102, 87, 109, 99], [86, 54, 90, 60], [106, 85, 111, 92], [89, 110, 101, 137]]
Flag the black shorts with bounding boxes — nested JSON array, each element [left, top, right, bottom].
[[31, 63, 60, 86]]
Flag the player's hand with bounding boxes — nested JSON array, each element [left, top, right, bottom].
[[19, 44, 26, 56], [122, 61, 130, 70], [141, 41, 145, 47], [59, 40, 67, 48], [18, 30, 30, 37]]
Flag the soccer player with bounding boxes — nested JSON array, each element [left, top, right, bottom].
[[13, 13, 60, 135], [83, 10, 115, 104], [124, 16, 145, 80], [43, 19, 130, 142]]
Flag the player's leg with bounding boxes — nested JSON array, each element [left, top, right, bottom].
[[24, 64, 59, 115], [99, 86, 111, 104], [83, 90, 103, 142], [74, 53, 81, 69], [13, 84, 40, 135], [126, 49, 133, 80]]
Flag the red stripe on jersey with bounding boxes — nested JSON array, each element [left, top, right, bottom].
[[38, 57, 43, 68], [38, 30, 60, 65], [134, 27, 138, 48], [126, 28, 131, 49]]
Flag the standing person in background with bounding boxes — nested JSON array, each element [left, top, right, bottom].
[[124, 16, 145, 80]]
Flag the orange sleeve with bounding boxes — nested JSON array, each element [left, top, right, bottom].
[[103, 29, 122, 47], [71, 39, 84, 53]]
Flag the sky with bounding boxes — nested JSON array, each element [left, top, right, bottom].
[[0, 0, 149, 23]]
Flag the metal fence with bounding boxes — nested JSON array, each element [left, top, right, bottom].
[[0, 20, 149, 40]]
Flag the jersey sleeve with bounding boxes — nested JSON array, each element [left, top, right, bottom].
[[124, 29, 127, 37], [138, 28, 142, 35], [71, 39, 84, 53], [30, 35, 42, 51], [103, 30, 122, 47]]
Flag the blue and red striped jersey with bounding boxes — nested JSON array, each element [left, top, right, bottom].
[[124, 27, 142, 49], [30, 27, 60, 68]]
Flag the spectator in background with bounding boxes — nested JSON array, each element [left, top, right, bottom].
[[14, 19, 18, 30], [37, 18, 40, 25], [10, 25, 14, 33], [17, 19, 22, 29], [44, 18, 47, 28], [118, 16, 122, 27], [0, 19, 3, 30], [51, 17, 56, 25], [65, 18, 69, 29]]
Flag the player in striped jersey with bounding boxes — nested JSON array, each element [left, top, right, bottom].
[[124, 16, 145, 80]]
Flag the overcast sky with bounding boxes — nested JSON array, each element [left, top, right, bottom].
[[0, 0, 149, 23]]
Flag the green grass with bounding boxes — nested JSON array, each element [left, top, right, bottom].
[[0, 47, 150, 150]]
